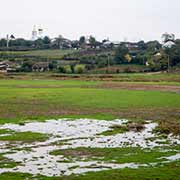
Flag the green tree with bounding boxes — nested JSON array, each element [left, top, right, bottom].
[[79, 36, 86, 45], [54, 35, 64, 49], [43, 36, 51, 45], [34, 38, 44, 48], [89, 36, 97, 48], [146, 41, 161, 52], [114, 44, 129, 64], [0, 39, 7, 47], [165, 40, 180, 66], [137, 41, 146, 50]]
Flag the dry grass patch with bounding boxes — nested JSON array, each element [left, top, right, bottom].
[[154, 119, 180, 135]]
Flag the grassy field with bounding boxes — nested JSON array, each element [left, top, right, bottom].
[[89, 64, 147, 74], [0, 73, 179, 179], [0, 84, 179, 123], [1, 72, 180, 82], [0, 75, 179, 123], [1, 49, 78, 59], [23, 49, 78, 58]]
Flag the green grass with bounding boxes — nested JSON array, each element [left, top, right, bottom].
[[108, 81, 180, 86], [0, 88, 179, 123], [23, 49, 78, 58], [0, 49, 78, 59], [0, 79, 98, 87], [50, 146, 179, 164], [0, 78, 179, 124], [103, 73, 180, 82], [1, 78, 180, 88], [90, 64, 147, 74], [99, 124, 129, 136], [0, 154, 20, 168], [0, 129, 12, 134], [2, 88, 179, 108], [0, 131, 49, 142], [0, 173, 32, 180]]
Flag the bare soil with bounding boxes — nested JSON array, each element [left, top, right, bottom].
[[98, 82, 180, 93]]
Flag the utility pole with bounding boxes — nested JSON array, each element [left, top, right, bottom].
[[6, 34, 9, 49], [167, 54, 170, 73], [6, 34, 9, 61], [107, 53, 110, 73]]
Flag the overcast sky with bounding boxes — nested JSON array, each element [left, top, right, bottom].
[[0, 0, 179, 41]]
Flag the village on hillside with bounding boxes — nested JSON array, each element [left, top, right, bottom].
[[0, 30, 179, 74]]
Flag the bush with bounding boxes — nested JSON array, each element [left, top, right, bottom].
[[58, 66, 65, 73], [20, 60, 34, 72], [149, 63, 162, 72], [97, 60, 107, 68], [74, 64, 86, 74], [59, 65, 72, 73]]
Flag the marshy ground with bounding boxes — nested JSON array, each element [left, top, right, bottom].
[[0, 73, 179, 180]]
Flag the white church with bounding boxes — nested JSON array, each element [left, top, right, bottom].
[[31, 26, 44, 41]]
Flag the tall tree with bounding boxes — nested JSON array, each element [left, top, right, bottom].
[[43, 36, 51, 45], [114, 44, 129, 64], [89, 36, 97, 48], [79, 36, 85, 45], [162, 33, 175, 44], [54, 35, 64, 49]]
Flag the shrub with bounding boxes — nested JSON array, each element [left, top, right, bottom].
[[64, 65, 72, 74], [74, 64, 86, 74], [59, 65, 72, 73]]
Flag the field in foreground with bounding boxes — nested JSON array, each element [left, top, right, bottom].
[[0, 73, 179, 180]]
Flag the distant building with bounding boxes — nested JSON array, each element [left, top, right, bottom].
[[32, 26, 44, 41], [162, 33, 175, 48], [125, 42, 139, 50], [112, 41, 120, 48], [0, 61, 8, 72], [32, 62, 49, 72], [154, 52, 162, 57], [38, 28, 44, 39], [85, 36, 90, 44], [0, 61, 16, 73], [32, 26, 38, 41], [163, 41, 175, 48], [102, 39, 113, 48]]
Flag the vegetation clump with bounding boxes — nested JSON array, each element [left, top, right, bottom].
[[100, 122, 145, 136], [0, 131, 49, 142], [100, 124, 129, 136], [154, 120, 180, 135], [0, 154, 21, 168]]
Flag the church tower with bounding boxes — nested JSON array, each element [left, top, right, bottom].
[[32, 26, 38, 41]]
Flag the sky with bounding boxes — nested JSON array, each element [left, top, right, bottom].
[[0, 0, 180, 42]]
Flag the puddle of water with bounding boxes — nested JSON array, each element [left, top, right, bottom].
[[0, 118, 179, 177], [162, 153, 180, 161], [60, 122, 160, 149], [1, 119, 128, 138], [0, 160, 143, 177]]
